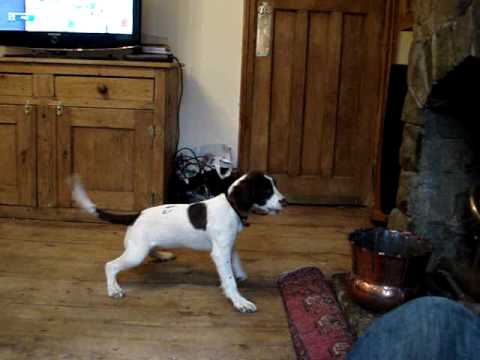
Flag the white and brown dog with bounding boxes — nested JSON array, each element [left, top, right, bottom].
[[72, 171, 287, 313]]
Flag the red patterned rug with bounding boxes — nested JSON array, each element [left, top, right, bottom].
[[277, 267, 355, 360]]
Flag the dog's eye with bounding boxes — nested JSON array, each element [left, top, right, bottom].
[[265, 186, 273, 198], [255, 184, 273, 205]]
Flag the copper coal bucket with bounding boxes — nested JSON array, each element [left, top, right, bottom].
[[348, 228, 432, 312], [470, 185, 480, 268]]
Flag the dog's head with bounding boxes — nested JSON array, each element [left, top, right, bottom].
[[227, 171, 287, 217]]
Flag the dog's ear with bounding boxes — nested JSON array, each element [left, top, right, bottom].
[[228, 178, 254, 217], [249, 171, 273, 206]]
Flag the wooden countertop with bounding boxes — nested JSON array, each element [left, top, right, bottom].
[[0, 56, 178, 69]]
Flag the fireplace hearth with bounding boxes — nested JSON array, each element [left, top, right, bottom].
[[388, 1, 480, 267], [409, 107, 479, 260]]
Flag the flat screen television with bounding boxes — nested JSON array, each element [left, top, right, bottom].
[[0, 0, 141, 50]]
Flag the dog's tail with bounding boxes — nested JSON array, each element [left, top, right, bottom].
[[71, 175, 140, 225]]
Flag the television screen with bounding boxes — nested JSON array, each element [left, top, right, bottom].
[[0, 0, 140, 49], [0, 0, 134, 34]]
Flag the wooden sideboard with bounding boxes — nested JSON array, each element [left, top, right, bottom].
[[0, 57, 179, 221]]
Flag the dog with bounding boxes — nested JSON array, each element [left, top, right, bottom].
[[72, 171, 287, 313]]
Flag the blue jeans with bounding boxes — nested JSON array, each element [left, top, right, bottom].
[[347, 297, 480, 360]]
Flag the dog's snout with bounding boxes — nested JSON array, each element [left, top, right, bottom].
[[279, 198, 288, 207]]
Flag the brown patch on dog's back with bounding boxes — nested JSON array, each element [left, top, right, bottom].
[[188, 202, 207, 230]]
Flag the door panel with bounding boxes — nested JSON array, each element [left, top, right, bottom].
[[0, 105, 36, 206], [334, 13, 366, 178], [269, 10, 296, 173], [243, 0, 388, 204], [57, 107, 153, 211]]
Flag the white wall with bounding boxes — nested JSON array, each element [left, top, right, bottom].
[[142, 0, 244, 164]]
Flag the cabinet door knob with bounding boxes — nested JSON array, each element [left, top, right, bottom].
[[97, 84, 109, 95]]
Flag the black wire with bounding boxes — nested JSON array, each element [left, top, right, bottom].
[[169, 58, 217, 182], [174, 147, 215, 182], [172, 55, 184, 154], [176, 148, 202, 180]]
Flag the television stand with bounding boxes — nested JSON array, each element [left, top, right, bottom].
[[0, 56, 180, 222]]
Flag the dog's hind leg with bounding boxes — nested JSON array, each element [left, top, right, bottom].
[[106, 228, 150, 298]]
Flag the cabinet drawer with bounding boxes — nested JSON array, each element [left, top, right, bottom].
[[0, 74, 33, 96], [55, 76, 155, 102]]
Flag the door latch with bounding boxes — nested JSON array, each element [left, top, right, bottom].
[[256, 2, 273, 57]]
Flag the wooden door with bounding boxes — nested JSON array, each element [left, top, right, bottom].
[[0, 104, 36, 206], [398, 0, 413, 30], [240, 0, 390, 204], [56, 107, 153, 211]]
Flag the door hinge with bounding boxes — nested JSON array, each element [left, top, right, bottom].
[[148, 125, 157, 143], [56, 102, 64, 116], [24, 101, 33, 115], [150, 192, 157, 206]]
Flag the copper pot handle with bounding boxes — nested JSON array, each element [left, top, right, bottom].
[[470, 185, 480, 224]]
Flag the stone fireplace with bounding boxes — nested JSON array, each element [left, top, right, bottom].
[[388, 0, 480, 264]]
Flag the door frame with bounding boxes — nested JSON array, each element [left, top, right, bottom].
[[238, 0, 398, 209], [238, 0, 258, 173]]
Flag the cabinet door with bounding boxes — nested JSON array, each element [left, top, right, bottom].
[[57, 107, 153, 211], [0, 104, 36, 206]]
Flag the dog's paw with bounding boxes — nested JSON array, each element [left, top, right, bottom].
[[108, 288, 126, 299], [235, 272, 248, 282], [150, 250, 176, 263], [232, 296, 257, 313]]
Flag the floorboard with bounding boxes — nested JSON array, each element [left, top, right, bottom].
[[0, 206, 369, 359]]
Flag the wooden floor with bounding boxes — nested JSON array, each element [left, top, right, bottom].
[[0, 206, 369, 360]]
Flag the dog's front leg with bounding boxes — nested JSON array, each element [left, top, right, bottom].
[[232, 251, 248, 281], [211, 243, 256, 313]]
